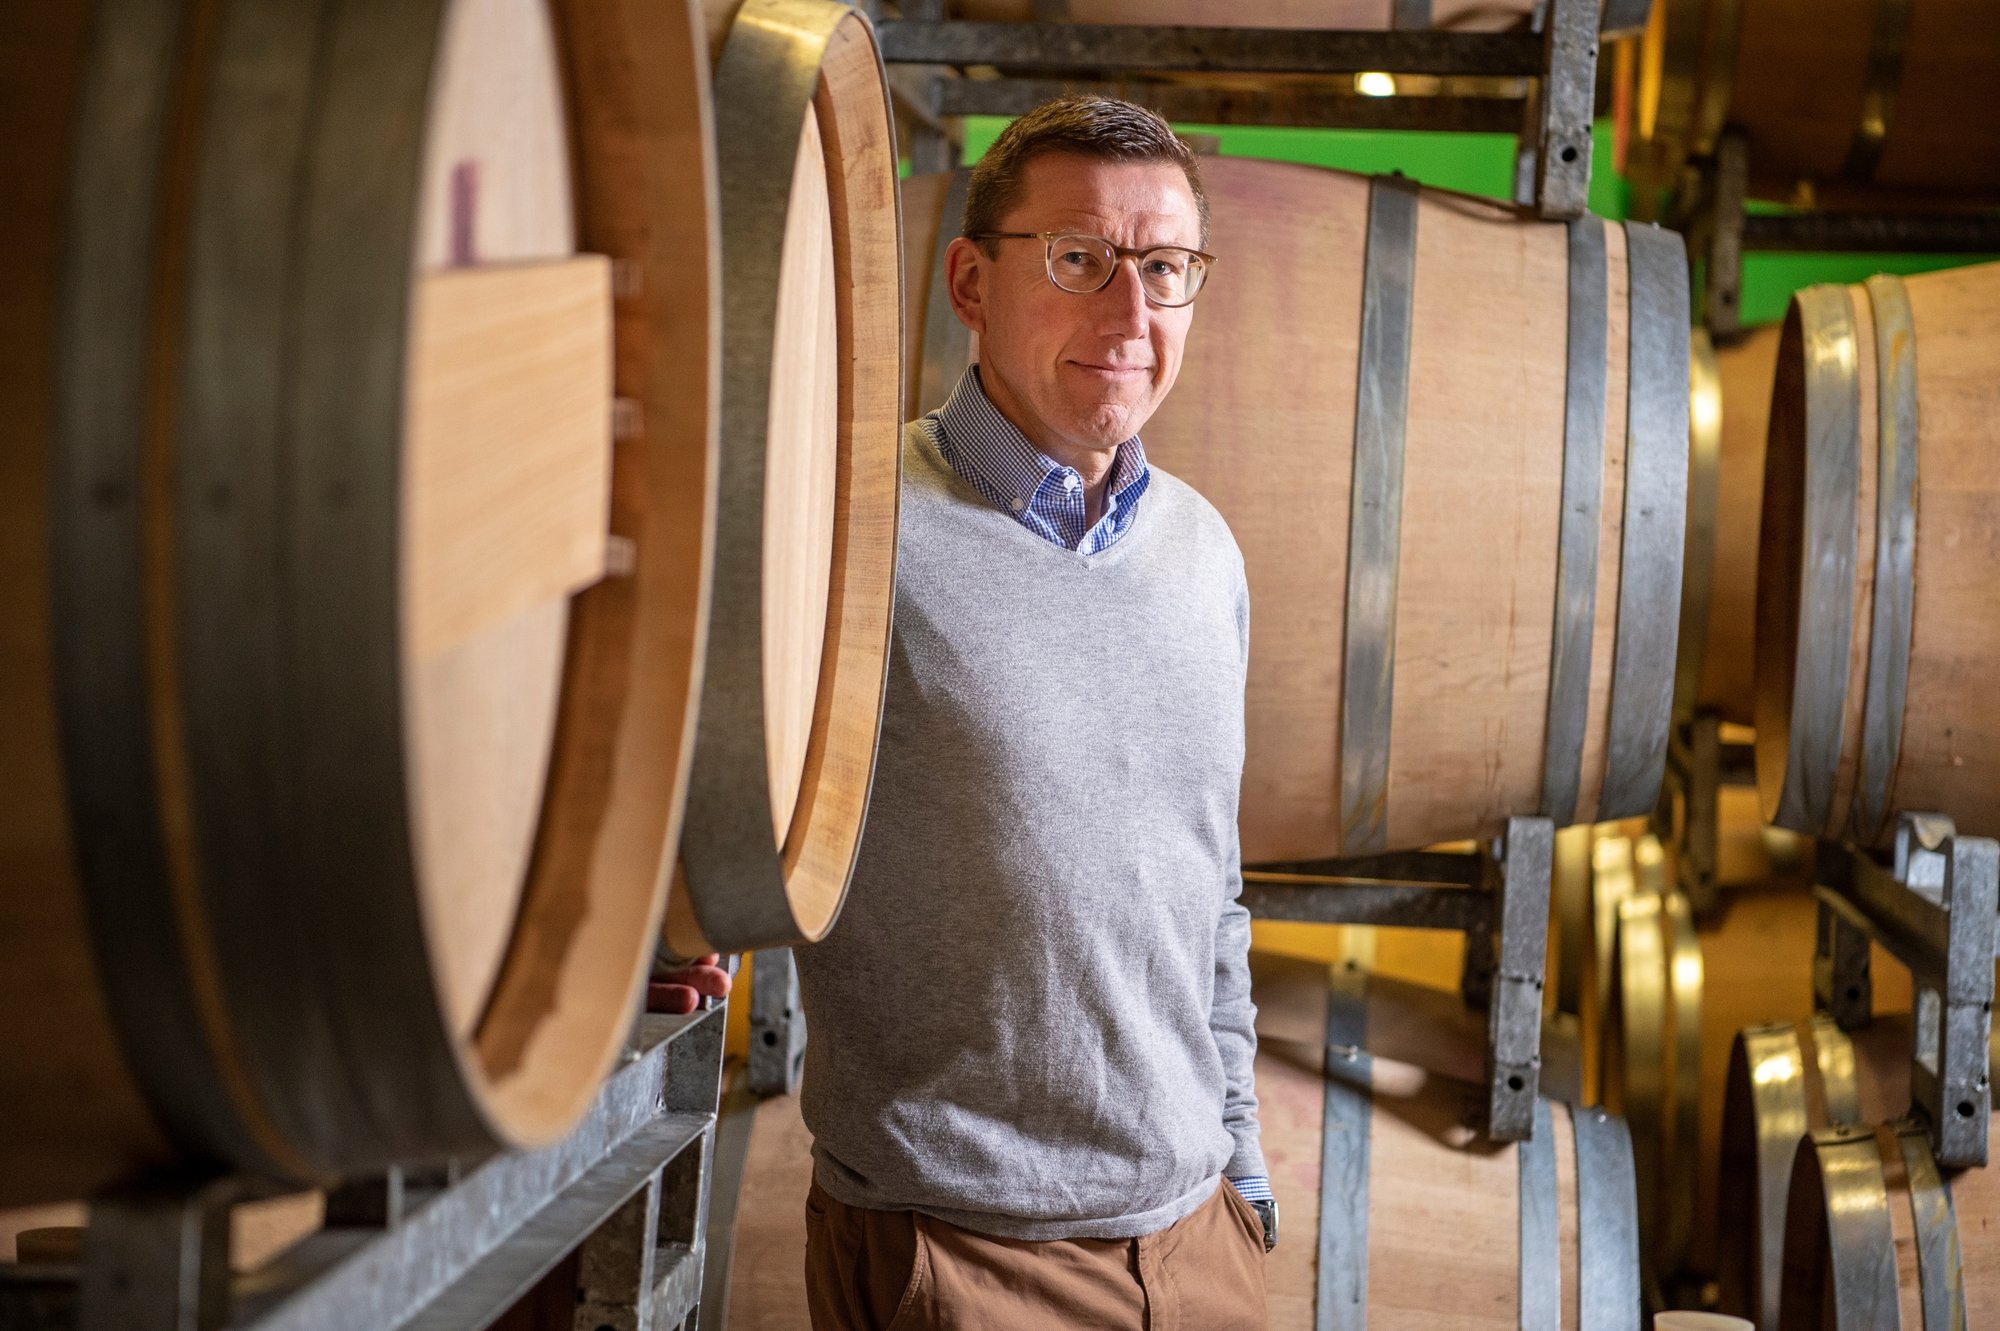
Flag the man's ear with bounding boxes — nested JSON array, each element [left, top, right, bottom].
[[943, 235, 988, 337]]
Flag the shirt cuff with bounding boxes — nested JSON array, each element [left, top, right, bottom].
[[1226, 1175, 1274, 1203]]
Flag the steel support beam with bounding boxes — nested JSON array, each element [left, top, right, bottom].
[[876, 21, 1544, 77]]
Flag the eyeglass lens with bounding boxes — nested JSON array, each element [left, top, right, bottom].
[[1047, 234, 1204, 305]]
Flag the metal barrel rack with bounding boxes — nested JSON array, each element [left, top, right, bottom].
[[1674, 130, 2000, 339], [866, 0, 1608, 220], [1655, 710, 1758, 915], [1242, 815, 1556, 1141], [0, 1007, 728, 1331], [693, 950, 805, 1331], [1810, 812, 1999, 1170]]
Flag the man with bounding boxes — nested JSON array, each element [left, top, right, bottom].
[[793, 95, 1268, 1330]]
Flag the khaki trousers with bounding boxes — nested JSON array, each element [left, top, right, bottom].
[[802, 1177, 1268, 1331]]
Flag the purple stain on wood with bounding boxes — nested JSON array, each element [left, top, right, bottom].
[[450, 158, 480, 266]]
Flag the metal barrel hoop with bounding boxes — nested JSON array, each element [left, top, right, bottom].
[[1317, 965, 1372, 1331], [1850, 273, 1918, 844], [1597, 224, 1689, 821], [1337, 174, 1419, 855], [1775, 284, 1863, 836], [1674, 329, 1722, 725], [1897, 1123, 1968, 1331], [1539, 215, 1608, 828], [1801, 1126, 1901, 1330], [1517, 1098, 1561, 1331], [1738, 1024, 1810, 1331], [683, 0, 900, 950], [1575, 1104, 1642, 1330], [1662, 890, 1703, 1270]]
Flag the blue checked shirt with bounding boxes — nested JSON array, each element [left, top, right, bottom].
[[923, 366, 1152, 554], [920, 364, 1273, 1211]]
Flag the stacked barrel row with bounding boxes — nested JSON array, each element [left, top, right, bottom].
[[0, 0, 899, 1210], [1622, 0, 2000, 206], [1561, 233, 2000, 1322]]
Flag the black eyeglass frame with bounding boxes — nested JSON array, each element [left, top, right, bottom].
[[964, 230, 1216, 308]]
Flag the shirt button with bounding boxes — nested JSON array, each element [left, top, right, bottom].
[[1062, 473, 1079, 491], [1009, 497, 1025, 513]]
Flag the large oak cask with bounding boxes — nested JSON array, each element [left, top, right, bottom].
[[1687, 324, 1782, 725], [1754, 262, 2000, 845], [1626, 0, 2000, 204], [1778, 1106, 2000, 1330], [662, 0, 902, 958], [1716, 1014, 1913, 1328], [0, 0, 718, 1201], [1255, 956, 1643, 1330], [907, 157, 1692, 861]]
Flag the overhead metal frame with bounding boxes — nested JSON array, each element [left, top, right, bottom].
[[1811, 812, 1998, 1169], [872, 0, 1600, 219], [1243, 815, 1555, 1141], [0, 1007, 727, 1331], [1678, 129, 2000, 339]]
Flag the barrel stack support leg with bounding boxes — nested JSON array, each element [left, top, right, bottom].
[[1813, 813, 1998, 1168], [1485, 816, 1554, 1141], [748, 948, 807, 1099], [1525, 0, 1597, 220], [1661, 711, 1724, 916]]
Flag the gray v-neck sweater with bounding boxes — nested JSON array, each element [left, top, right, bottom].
[[793, 421, 1263, 1241]]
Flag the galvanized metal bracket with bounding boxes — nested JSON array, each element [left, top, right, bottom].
[[1243, 815, 1553, 1141], [1527, 0, 1596, 219], [1694, 131, 1748, 338], [2, 1008, 727, 1331], [1654, 710, 1757, 917], [1813, 812, 1998, 1168], [748, 947, 808, 1098]]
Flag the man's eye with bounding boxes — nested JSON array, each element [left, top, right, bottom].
[[1057, 251, 1093, 266]]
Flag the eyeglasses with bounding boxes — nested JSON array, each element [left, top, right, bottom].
[[966, 231, 1215, 308]]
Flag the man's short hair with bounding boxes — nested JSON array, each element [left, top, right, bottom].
[[961, 95, 1209, 252]]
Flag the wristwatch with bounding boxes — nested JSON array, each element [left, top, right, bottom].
[[1247, 1198, 1278, 1252]]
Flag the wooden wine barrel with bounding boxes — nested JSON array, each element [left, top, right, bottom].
[[1627, 0, 2000, 204], [1688, 325, 1782, 726], [0, 0, 719, 1203], [1255, 955, 1643, 1329], [947, 0, 1653, 36], [1715, 1013, 1913, 1328], [662, 0, 901, 957], [1754, 262, 2000, 845], [904, 158, 1692, 860], [1778, 1112, 2000, 1330]]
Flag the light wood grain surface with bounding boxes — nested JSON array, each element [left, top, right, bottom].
[[763, 108, 840, 847], [403, 0, 578, 1043]]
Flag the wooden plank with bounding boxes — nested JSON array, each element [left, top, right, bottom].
[[402, 254, 614, 667]]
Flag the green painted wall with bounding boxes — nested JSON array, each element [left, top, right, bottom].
[[948, 114, 1993, 328]]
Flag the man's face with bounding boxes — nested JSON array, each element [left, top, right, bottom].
[[946, 153, 1201, 456]]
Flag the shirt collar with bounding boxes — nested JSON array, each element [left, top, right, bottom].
[[931, 365, 1150, 517]]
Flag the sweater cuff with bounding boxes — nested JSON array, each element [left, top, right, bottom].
[[1226, 1175, 1273, 1203]]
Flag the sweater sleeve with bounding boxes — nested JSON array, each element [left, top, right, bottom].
[[1212, 565, 1265, 1179], [1213, 847, 1266, 1179]]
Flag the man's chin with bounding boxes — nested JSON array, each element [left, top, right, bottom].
[[1065, 401, 1155, 447]]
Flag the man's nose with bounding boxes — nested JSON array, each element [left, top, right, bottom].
[[1093, 256, 1150, 335]]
